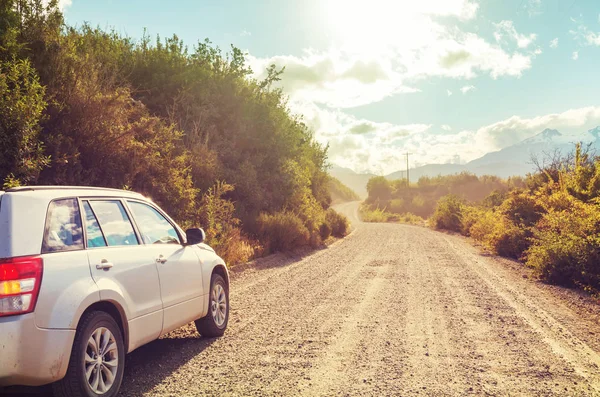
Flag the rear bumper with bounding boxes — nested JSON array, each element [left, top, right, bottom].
[[0, 313, 75, 387]]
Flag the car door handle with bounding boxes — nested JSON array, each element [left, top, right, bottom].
[[96, 260, 114, 270], [156, 255, 167, 264]]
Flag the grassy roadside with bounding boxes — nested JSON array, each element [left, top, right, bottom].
[[358, 204, 426, 226]]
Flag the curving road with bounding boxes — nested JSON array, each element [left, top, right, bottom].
[[7, 201, 600, 396]]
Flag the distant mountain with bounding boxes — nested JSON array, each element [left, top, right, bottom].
[[464, 127, 598, 177], [330, 126, 600, 195], [329, 165, 375, 199]]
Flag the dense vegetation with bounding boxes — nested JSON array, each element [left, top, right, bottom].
[[0, 0, 350, 264], [364, 145, 600, 292], [329, 176, 360, 204]]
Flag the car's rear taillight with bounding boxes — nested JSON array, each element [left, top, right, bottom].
[[0, 256, 43, 317]]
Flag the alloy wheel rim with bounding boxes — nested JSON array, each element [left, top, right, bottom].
[[211, 284, 227, 327], [84, 327, 118, 394]]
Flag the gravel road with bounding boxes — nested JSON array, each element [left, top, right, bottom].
[[7, 201, 600, 396]]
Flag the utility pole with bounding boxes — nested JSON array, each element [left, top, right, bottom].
[[404, 152, 412, 187]]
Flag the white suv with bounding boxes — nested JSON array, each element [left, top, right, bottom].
[[0, 186, 229, 397]]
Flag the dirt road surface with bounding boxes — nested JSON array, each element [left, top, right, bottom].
[[7, 201, 600, 396]]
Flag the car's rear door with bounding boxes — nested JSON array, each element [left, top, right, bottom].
[[125, 200, 204, 335], [83, 198, 163, 350]]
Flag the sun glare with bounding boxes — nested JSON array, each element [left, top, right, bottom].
[[322, 0, 475, 54]]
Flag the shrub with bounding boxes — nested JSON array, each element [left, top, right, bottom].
[[482, 190, 506, 208], [360, 206, 390, 223], [388, 198, 405, 214], [460, 205, 484, 236], [326, 208, 350, 237], [468, 209, 530, 259], [366, 176, 392, 203], [319, 222, 332, 240], [210, 228, 256, 267], [395, 212, 425, 225], [257, 211, 310, 253], [499, 191, 544, 227], [526, 196, 600, 288], [430, 194, 464, 232], [491, 220, 530, 259]]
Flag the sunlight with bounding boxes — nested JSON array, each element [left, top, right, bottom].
[[322, 0, 476, 54]]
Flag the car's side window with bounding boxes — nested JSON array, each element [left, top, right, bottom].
[[127, 201, 180, 245], [82, 201, 107, 248], [88, 200, 139, 247], [42, 198, 84, 253]]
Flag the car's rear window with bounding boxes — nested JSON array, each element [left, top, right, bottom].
[[42, 198, 84, 253]]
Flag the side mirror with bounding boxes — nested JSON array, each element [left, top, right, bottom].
[[185, 228, 205, 245]]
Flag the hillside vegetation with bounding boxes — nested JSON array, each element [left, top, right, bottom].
[[364, 145, 600, 292], [0, 0, 349, 264], [328, 176, 360, 204]]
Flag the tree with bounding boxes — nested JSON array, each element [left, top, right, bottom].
[[0, 59, 48, 186]]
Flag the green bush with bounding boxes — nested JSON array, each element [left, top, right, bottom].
[[499, 191, 544, 227], [388, 198, 405, 214], [430, 194, 464, 232], [491, 220, 530, 259], [460, 205, 484, 236], [526, 195, 600, 288], [257, 212, 310, 253], [395, 212, 425, 225], [482, 190, 507, 208], [326, 208, 350, 237], [468, 209, 530, 259], [359, 206, 390, 222], [319, 222, 332, 240]]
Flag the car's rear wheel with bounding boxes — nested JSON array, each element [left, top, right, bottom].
[[195, 273, 229, 337], [53, 311, 125, 397]]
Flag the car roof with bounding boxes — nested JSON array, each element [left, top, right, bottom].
[[4, 186, 145, 200]]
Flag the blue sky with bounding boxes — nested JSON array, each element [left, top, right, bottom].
[[63, 0, 600, 174]]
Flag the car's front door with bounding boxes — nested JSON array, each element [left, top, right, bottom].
[[83, 199, 163, 351], [126, 200, 204, 335]]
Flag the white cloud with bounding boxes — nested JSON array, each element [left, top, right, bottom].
[[300, 101, 600, 173], [249, 2, 535, 108], [250, 35, 532, 108], [248, 51, 418, 108], [447, 89, 453, 97], [585, 31, 600, 46], [524, 0, 542, 17], [59, 0, 72, 9], [494, 20, 537, 49], [572, 51, 579, 60], [549, 38, 558, 48], [474, 106, 600, 150], [43, 0, 72, 10], [570, 21, 600, 46], [240, 30, 251, 37], [460, 85, 475, 94]]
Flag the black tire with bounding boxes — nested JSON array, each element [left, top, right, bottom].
[[53, 311, 125, 397], [195, 274, 229, 337]]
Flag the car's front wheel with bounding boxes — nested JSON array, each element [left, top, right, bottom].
[[53, 311, 125, 397], [195, 273, 229, 337]]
